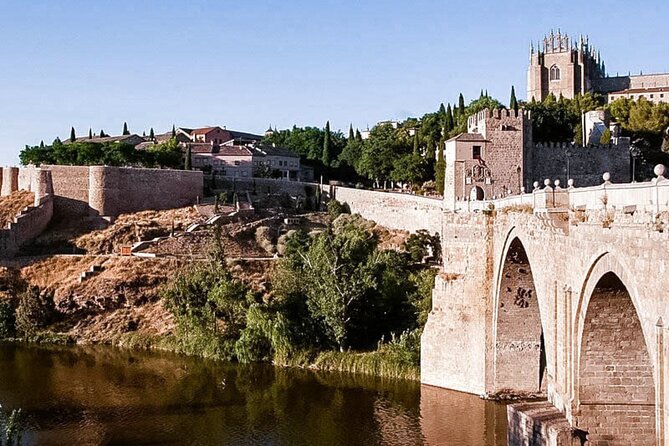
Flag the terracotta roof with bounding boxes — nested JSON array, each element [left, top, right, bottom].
[[190, 126, 223, 135], [446, 133, 488, 143], [609, 87, 669, 95], [216, 145, 253, 156], [187, 142, 215, 153]]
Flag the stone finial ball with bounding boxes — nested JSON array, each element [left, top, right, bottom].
[[544, 179, 551, 186], [567, 179, 574, 187], [533, 181, 539, 188], [654, 164, 666, 177], [554, 179, 560, 187], [602, 172, 611, 182]]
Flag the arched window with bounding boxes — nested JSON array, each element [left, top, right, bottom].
[[549, 64, 561, 81]]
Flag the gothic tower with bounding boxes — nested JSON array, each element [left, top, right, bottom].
[[527, 30, 605, 101]]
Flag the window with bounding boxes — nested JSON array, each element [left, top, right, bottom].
[[549, 64, 561, 81], [234, 160, 240, 166], [472, 145, 481, 160]]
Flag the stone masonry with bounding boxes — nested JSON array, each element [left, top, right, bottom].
[[421, 178, 669, 445]]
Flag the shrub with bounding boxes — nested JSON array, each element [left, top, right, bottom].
[[14, 287, 55, 338], [327, 199, 349, 219], [0, 299, 15, 339]]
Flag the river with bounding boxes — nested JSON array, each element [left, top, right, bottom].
[[0, 343, 509, 445]]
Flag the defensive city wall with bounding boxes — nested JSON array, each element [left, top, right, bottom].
[[0, 165, 203, 256]]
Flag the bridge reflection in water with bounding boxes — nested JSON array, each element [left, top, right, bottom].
[[420, 385, 509, 446]]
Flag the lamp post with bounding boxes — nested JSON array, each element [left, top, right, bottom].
[[565, 147, 572, 184], [630, 143, 642, 183]]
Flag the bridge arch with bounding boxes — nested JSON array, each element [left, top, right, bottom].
[[491, 229, 548, 396], [574, 252, 656, 444]]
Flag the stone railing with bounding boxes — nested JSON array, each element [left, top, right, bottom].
[[454, 165, 669, 215]]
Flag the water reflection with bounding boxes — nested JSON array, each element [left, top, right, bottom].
[[0, 343, 507, 445]]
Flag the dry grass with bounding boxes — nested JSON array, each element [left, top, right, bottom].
[[20, 256, 184, 343], [0, 190, 34, 228], [75, 206, 201, 254]]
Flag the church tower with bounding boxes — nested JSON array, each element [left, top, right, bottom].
[[527, 30, 605, 101]]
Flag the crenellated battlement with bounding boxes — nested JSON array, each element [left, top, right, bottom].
[[467, 108, 531, 134]]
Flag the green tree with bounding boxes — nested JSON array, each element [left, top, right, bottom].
[[355, 129, 362, 142], [88, 128, 93, 139], [172, 124, 177, 138], [99, 129, 107, 138], [122, 122, 129, 135], [348, 124, 354, 140], [445, 104, 454, 134], [458, 93, 465, 115], [391, 153, 428, 186], [510, 85, 518, 111], [70, 127, 76, 143], [600, 128, 612, 144], [149, 127, 155, 139], [435, 141, 445, 195], [322, 121, 332, 166], [184, 144, 192, 170]]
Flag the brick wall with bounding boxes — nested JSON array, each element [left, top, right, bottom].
[[578, 274, 655, 445]]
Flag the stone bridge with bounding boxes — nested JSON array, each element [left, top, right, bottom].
[[421, 169, 669, 445]]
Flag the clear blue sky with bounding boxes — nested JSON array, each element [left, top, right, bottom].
[[1, 0, 667, 165]]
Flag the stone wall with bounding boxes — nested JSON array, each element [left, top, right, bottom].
[[527, 141, 631, 187], [44, 165, 91, 219], [494, 239, 543, 395], [0, 195, 53, 257], [41, 165, 203, 220], [215, 177, 317, 197], [421, 213, 492, 394], [331, 186, 444, 234]]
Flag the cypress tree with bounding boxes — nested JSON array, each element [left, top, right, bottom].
[[445, 104, 454, 132], [435, 141, 446, 195], [438, 102, 446, 116], [122, 122, 129, 135], [348, 124, 354, 140], [479, 89, 484, 99], [184, 145, 192, 170], [510, 86, 518, 111], [39, 140, 44, 148], [100, 129, 106, 138], [355, 129, 362, 142], [322, 121, 331, 166], [172, 124, 176, 138], [70, 127, 76, 142], [88, 128, 93, 139], [485, 89, 488, 97], [149, 128, 155, 139], [458, 94, 465, 115]]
